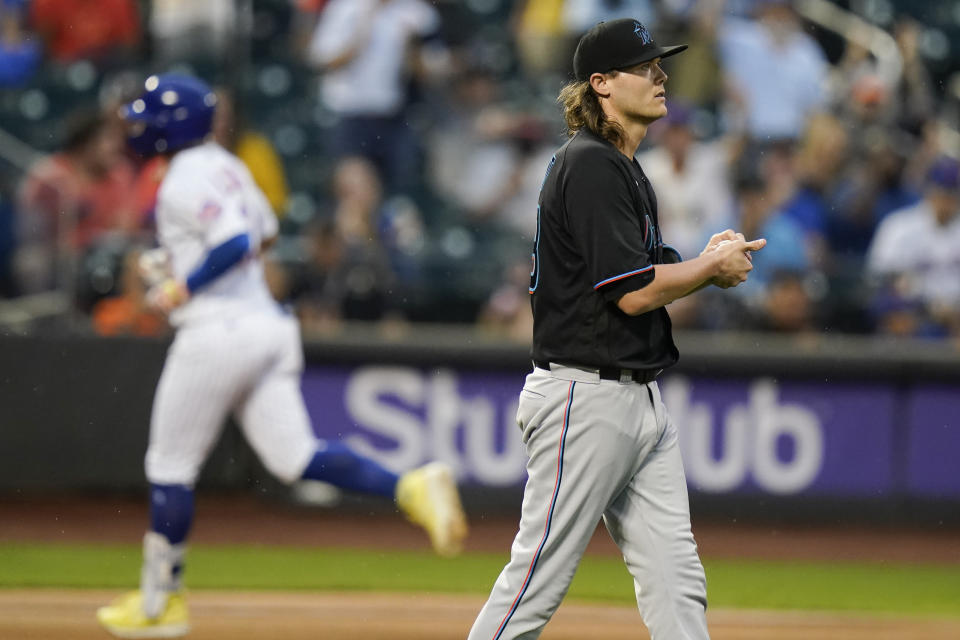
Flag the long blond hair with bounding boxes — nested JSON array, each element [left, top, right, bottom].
[[557, 78, 624, 147]]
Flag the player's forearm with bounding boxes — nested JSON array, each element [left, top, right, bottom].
[[616, 254, 718, 315]]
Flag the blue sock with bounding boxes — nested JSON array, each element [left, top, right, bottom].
[[301, 442, 399, 498], [149, 483, 194, 545]]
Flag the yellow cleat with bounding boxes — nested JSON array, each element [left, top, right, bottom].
[[96, 590, 190, 639], [396, 462, 469, 557]]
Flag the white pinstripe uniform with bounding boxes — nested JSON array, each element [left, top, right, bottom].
[[145, 141, 316, 488]]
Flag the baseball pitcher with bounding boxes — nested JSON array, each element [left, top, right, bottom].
[[468, 20, 765, 640]]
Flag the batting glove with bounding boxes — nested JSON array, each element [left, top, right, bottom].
[[137, 248, 172, 286], [147, 279, 189, 314]]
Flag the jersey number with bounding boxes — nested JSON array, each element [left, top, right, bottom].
[[529, 205, 541, 293], [529, 156, 555, 294]]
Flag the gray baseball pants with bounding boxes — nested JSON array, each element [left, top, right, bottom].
[[468, 364, 709, 640]]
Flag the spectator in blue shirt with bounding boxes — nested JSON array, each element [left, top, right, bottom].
[[0, 0, 40, 87]]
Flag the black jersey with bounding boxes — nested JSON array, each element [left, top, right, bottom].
[[529, 127, 679, 371]]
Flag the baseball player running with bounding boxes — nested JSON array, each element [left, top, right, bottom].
[[468, 20, 765, 640], [96, 74, 467, 639]]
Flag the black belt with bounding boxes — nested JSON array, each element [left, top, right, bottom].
[[534, 360, 659, 384]]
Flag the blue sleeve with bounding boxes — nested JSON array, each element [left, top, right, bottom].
[[185, 233, 251, 293]]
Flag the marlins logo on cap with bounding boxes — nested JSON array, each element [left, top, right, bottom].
[[573, 18, 687, 81], [634, 21, 652, 45]]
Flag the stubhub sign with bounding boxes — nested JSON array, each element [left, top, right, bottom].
[[664, 377, 825, 495], [341, 367, 526, 486], [302, 365, 956, 498]]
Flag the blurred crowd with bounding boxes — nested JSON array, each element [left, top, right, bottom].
[[1, 0, 960, 343]]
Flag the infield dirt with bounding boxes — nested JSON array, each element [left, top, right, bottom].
[[2, 494, 959, 639], [3, 589, 960, 640]]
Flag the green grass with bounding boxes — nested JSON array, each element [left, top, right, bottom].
[[2, 543, 958, 616]]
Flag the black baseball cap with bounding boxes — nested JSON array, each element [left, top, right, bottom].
[[573, 19, 687, 81]]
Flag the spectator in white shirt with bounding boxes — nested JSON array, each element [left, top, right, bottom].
[[866, 156, 960, 338], [307, 0, 445, 192], [718, 0, 828, 142]]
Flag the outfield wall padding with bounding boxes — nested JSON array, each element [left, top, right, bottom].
[[1, 329, 958, 522]]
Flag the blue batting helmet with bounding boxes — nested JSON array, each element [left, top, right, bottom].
[[121, 74, 217, 156]]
